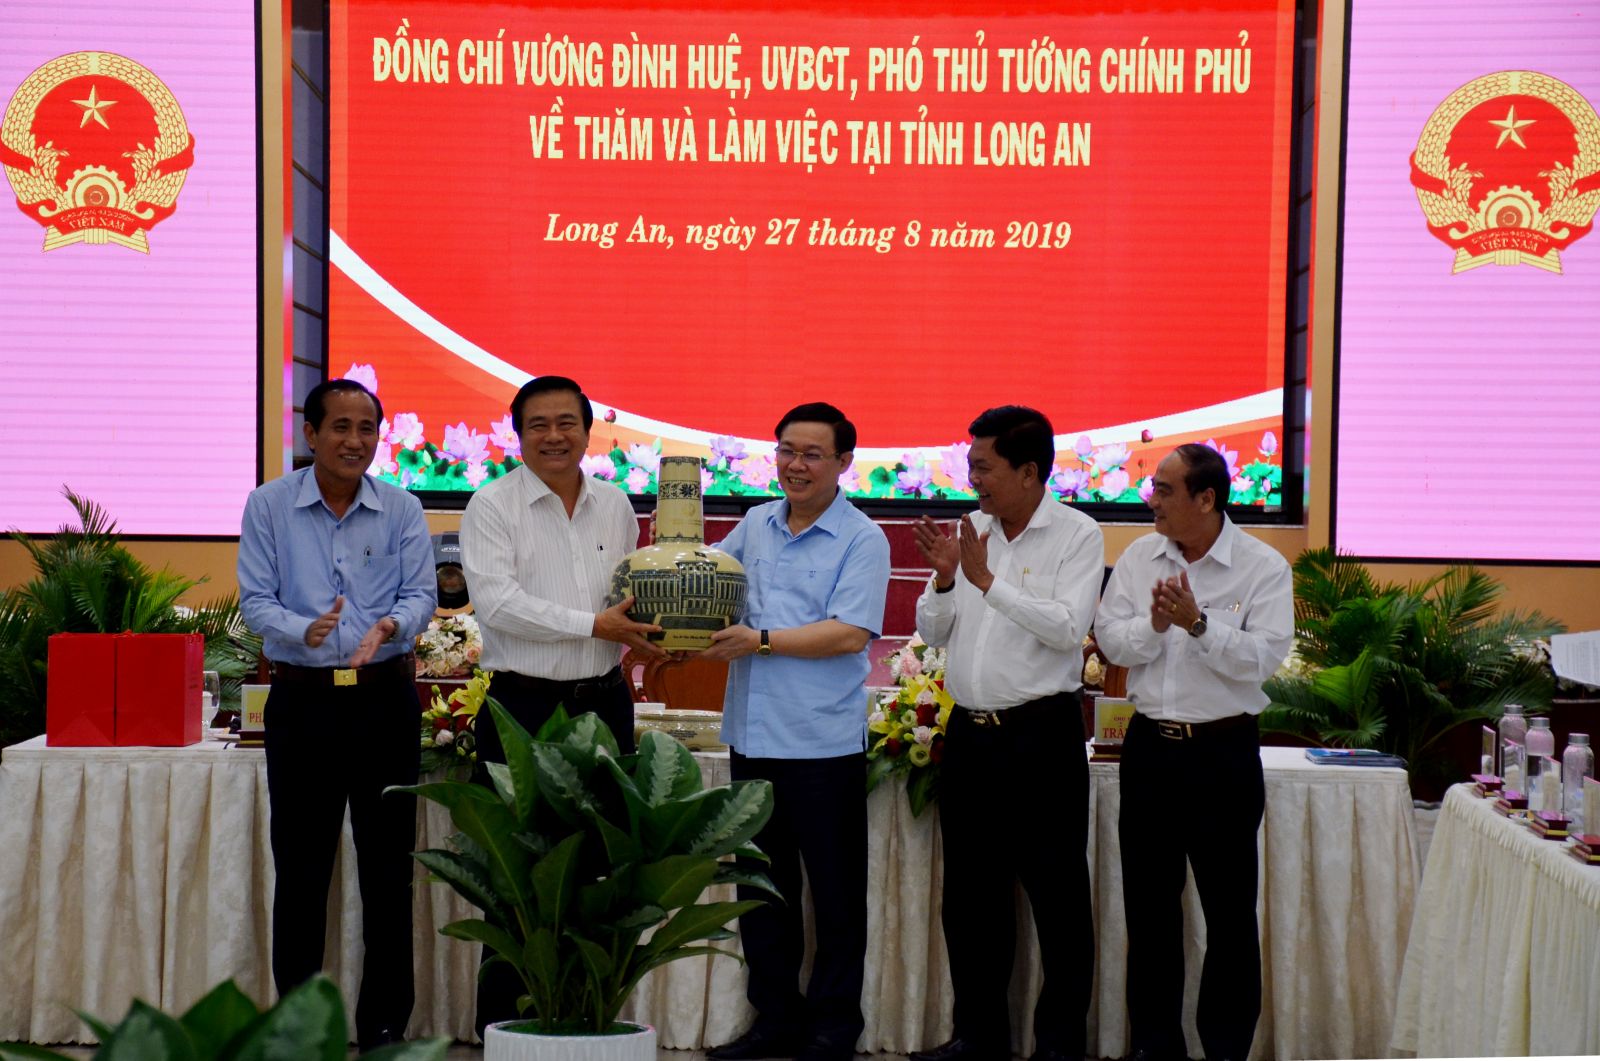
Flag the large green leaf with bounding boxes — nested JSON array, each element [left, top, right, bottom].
[[396, 782, 533, 918], [413, 849, 505, 924], [638, 900, 762, 961], [635, 854, 720, 911], [91, 1001, 198, 1061], [569, 932, 614, 981], [531, 832, 585, 928], [634, 731, 703, 806], [710, 864, 783, 901], [229, 975, 348, 1061], [587, 806, 643, 865], [441, 919, 525, 969], [486, 698, 540, 827], [640, 788, 718, 856], [531, 742, 602, 826], [523, 927, 561, 995], [178, 979, 260, 1057], [684, 781, 775, 857]]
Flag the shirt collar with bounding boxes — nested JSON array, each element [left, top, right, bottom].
[[1161, 513, 1237, 567], [294, 467, 383, 513], [520, 464, 594, 511], [770, 487, 849, 539]]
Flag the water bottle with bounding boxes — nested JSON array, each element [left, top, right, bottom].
[[1498, 707, 1527, 782], [1526, 718, 1556, 804], [1564, 734, 1594, 832]]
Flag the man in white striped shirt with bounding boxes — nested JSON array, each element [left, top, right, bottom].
[[458, 374, 663, 1034]]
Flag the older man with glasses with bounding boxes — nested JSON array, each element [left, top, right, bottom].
[[700, 401, 891, 1061]]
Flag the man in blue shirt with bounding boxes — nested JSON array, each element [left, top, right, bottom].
[[701, 402, 890, 1061], [237, 379, 436, 1050]]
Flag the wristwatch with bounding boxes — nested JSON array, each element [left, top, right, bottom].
[[757, 629, 773, 656], [1187, 612, 1208, 638]]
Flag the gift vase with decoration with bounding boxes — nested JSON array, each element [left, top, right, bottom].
[[609, 455, 747, 650]]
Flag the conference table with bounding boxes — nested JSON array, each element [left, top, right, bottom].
[[0, 738, 1419, 1059], [1390, 784, 1600, 1057]]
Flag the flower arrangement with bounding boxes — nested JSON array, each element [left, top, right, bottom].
[[344, 363, 1285, 507], [866, 638, 954, 816], [419, 669, 491, 775], [414, 613, 481, 679]]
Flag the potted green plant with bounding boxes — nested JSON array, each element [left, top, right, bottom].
[[398, 701, 776, 1060], [0, 488, 241, 747], [0, 974, 447, 1059], [1261, 548, 1565, 797]]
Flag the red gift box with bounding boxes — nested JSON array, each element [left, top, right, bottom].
[[114, 633, 203, 747], [46, 633, 118, 746]]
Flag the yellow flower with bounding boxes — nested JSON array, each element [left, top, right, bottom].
[[907, 743, 932, 767]]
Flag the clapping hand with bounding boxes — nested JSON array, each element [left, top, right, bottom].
[[348, 616, 398, 668], [957, 515, 993, 594], [913, 515, 958, 589], [304, 596, 344, 647], [1153, 571, 1202, 630]]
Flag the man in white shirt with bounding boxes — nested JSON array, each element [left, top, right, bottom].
[[458, 374, 664, 1034], [1095, 444, 1293, 1061], [910, 406, 1104, 1061]]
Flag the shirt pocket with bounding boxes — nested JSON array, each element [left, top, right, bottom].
[[771, 561, 830, 619], [353, 553, 402, 613], [1206, 605, 1246, 630]]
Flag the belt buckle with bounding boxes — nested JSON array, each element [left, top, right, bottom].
[[333, 668, 358, 687], [970, 711, 997, 727], [1157, 720, 1189, 740]]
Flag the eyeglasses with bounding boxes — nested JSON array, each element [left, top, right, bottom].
[[775, 447, 839, 467]]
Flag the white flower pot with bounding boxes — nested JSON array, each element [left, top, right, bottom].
[[483, 1021, 656, 1061]]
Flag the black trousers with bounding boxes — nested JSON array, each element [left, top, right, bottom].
[[472, 666, 636, 1036], [731, 750, 868, 1047], [263, 664, 420, 1044], [1118, 712, 1266, 1061], [939, 695, 1092, 1058]]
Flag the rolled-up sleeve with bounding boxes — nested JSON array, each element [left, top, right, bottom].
[[827, 530, 890, 638]]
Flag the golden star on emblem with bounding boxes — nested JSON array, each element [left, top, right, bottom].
[[71, 84, 118, 130], [1489, 104, 1535, 149]]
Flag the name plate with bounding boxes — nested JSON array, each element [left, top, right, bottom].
[[1094, 697, 1135, 744]]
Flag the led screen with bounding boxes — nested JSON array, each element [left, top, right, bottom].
[[0, 2, 260, 535], [1336, 1, 1600, 561], [330, 0, 1295, 505]]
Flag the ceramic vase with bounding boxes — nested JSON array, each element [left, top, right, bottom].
[[609, 455, 747, 650]]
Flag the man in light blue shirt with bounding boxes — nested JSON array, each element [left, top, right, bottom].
[[701, 402, 890, 1061], [237, 379, 435, 1050]]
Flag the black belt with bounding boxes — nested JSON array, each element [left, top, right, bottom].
[[494, 666, 627, 701], [270, 652, 415, 688], [957, 689, 1076, 728], [1133, 710, 1256, 741]]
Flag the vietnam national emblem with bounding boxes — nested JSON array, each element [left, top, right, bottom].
[[0, 51, 194, 252], [1410, 71, 1600, 274]]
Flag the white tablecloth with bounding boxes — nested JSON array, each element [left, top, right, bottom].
[[1390, 784, 1600, 1057], [0, 739, 1418, 1058]]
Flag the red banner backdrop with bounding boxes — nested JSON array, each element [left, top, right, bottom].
[[330, 0, 1294, 502]]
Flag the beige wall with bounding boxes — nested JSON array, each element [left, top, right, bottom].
[[5, 0, 1597, 632]]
